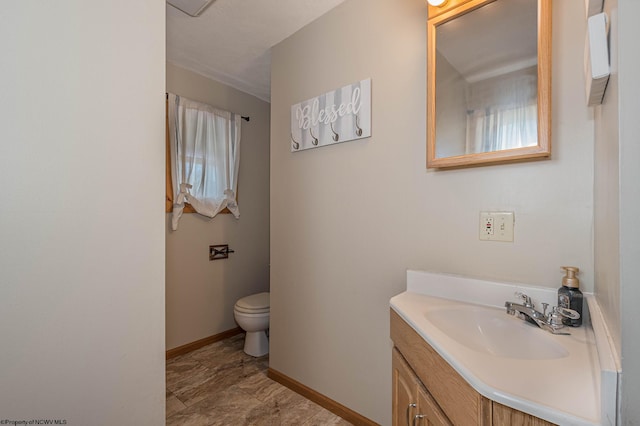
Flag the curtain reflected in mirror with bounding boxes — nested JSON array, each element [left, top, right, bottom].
[[464, 67, 537, 154]]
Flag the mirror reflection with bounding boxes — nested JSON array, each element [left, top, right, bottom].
[[432, 0, 543, 161]]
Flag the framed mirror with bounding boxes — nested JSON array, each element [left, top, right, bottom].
[[427, 0, 551, 169]]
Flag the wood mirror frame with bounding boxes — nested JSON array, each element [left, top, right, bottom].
[[426, 0, 551, 169]]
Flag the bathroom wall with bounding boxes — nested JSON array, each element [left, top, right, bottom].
[[0, 1, 165, 424], [435, 51, 467, 157], [594, 0, 640, 422], [166, 63, 270, 350], [594, 0, 621, 363], [270, 0, 594, 423], [617, 0, 640, 420]]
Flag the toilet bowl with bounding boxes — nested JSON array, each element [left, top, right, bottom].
[[234, 292, 270, 357]]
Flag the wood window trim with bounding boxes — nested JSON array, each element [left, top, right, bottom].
[[165, 98, 235, 214]]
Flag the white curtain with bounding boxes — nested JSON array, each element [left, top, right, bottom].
[[168, 93, 241, 231], [465, 67, 538, 154]]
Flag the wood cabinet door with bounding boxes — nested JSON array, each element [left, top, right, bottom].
[[414, 384, 452, 426], [392, 348, 419, 426], [492, 402, 557, 426]]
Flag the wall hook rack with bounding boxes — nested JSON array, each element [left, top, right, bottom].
[[289, 78, 371, 152], [209, 244, 235, 260]]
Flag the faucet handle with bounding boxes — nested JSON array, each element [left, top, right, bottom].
[[557, 306, 580, 320], [548, 306, 580, 324], [548, 307, 564, 326], [514, 292, 534, 307]]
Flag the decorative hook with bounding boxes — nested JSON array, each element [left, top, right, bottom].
[[309, 128, 319, 146], [355, 115, 363, 137], [291, 132, 300, 150], [330, 122, 339, 142]]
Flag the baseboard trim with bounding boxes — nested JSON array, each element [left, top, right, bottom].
[[267, 367, 379, 426], [166, 327, 243, 360]]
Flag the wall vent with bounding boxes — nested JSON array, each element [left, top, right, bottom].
[[584, 13, 610, 106], [167, 0, 216, 17]]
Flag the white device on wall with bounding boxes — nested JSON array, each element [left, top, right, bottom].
[[584, 0, 603, 18], [584, 12, 610, 106], [167, 0, 216, 17]]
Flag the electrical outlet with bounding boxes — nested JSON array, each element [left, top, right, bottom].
[[479, 211, 514, 242], [482, 216, 494, 236]]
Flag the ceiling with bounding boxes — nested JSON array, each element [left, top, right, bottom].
[[166, 0, 346, 102], [437, 0, 537, 83]]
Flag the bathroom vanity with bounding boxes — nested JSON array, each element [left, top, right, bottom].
[[390, 271, 619, 426], [392, 310, 554, 425]]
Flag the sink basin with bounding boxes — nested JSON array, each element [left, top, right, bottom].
[[424, 304, 569, 360]]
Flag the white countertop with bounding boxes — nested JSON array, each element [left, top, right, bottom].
[[390, 270, 619, 426]]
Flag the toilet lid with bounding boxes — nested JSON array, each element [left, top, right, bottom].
[[235, 292, 270, 313]]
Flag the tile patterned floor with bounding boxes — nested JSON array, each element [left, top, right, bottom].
[[166, 334, 352, 426]]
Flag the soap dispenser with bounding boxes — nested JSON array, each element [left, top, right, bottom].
[[558, 266, 583, 327]]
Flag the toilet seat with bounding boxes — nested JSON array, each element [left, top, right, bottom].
[[235, 292, 269, 314]]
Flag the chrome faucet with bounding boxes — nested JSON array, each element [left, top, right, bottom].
[[505, 292, 580, 335]]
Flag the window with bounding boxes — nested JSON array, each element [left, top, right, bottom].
[[165, 94, 241, 230], [464, 67, 538, 154], [466, 103, 537, 154]]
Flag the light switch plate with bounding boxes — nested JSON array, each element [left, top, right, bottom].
[[479, 211, 514, 242]]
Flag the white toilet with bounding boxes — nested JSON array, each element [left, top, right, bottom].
[[233, 292, 270, 357]]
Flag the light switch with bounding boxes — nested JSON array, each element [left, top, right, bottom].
[[479, 211, 514, 242]]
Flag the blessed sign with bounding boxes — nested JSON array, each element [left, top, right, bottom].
[[290, 79, 371, 152]]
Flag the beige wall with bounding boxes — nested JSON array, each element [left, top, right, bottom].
[[594, 0, 621, 361], [618, 0, 640, 417], [166, 63, 270, 350], [435, 51, 467, 157], [270, 0, 594, 423], [0, 1, 165, 423], [594, 0, 640, 422]]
